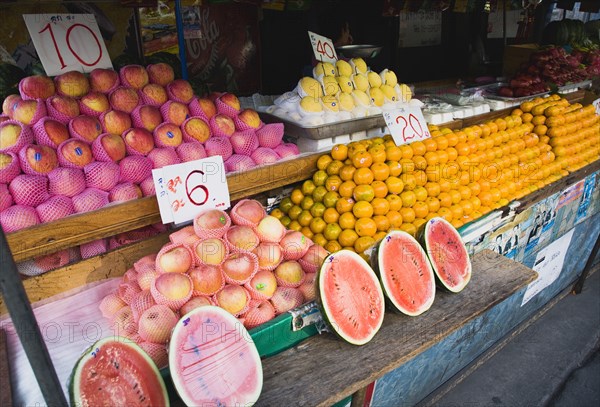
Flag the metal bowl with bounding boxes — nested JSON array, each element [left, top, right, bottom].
[[335, 44, 383, 59]]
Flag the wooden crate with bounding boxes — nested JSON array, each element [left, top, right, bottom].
[[502, 43, 539, 76]]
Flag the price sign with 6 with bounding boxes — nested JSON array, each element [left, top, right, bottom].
[[152, 156, 230, 225], [23, 14, 113, 76], [383, 106, 431, 146], [308, 31, 337, 63]]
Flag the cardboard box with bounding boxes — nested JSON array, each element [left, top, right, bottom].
[[502, 43, 539, 76]]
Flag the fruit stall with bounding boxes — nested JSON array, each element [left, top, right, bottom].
[[1, 1, 600, 406]]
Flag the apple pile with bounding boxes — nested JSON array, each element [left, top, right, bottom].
[[99, 199, 327, 368], [0, 65, 299, 236]]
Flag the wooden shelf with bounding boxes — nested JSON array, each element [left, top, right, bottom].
[[6, 153, 320, 263], [3, 89, 588, 264]]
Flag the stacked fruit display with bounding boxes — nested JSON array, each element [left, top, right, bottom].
[[98, 199, 327, 368], [274, 94, 600, 255], [267, 57, 415, 126], [0, 65, 299, 235]]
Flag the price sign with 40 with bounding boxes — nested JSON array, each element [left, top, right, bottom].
[[308, 31, 338, 64]]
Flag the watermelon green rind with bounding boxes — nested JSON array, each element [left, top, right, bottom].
[[373, 230, 436, 316], [69, 336, 169, 407], [418, 217, 472, 293], [169, 305, 263, 406], [317, 250, 385, 346]]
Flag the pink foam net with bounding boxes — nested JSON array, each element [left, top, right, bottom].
[[72, 187, 110, 213], [109, 182, 141, 203], [215, 96, 241, 118], [0, 120, 34, 154], [9, 174, 49, 206], [151, 274, 192, 310], [181, 117, 211, 143], [45, 96, 79, 124], [140, 176, 156, 197], [118, 281, 141, 304], [17, 99, 47, 125], [18, 79, 52, 101], [166, 80, 194, 104], [83, 161, 120, 191], [153, 122, 183, 148], [274, 260, 306, 288], [160, 101, 189, 126], [91, 133, 126, 163], [98, 110, 132, 135], [205, 136, 233, 160], [138, 342, 168, 369], [274, 142, 300, 159], [57, 139, 93, 169], [119, 65, 149, 89], [137, 305, 178, 343], [224, 154, 256, 173], [233, 112, 264, 132], [32, 117, 69, 148], [176, 142, 206, 162], [147, 147, 180, 169], [243, 301, 276, 330], [224, 225, 260, 253], [18, 144, 58, 175], [89, 68, 120, 94], [48, 167, 86, 197], [270, 287, 305, 314], [36, 195, 74, 223], [109, 87, 140, 114], [0, 184, 13, 211], [138, 85, 167, 107], [80, 238, 108, 259], [193, 209, 231, 239], [230, 130, 259, 156], [79, 93, 110, 117], [68, 115, 103, 143], [123, 128, 155, 156], [17, 249, 72, 277], [99, 293, 126, 319], [0, 151, 21, 183], [119, 155, 152, 183], [0, 204, 40, 232], [221, 252, 259, 285], [256, 123, 284, 148], [131, 105, 161, 131], [209, 114, 235, 137], [155, 242, 195, 274], [230, 199, 266, 227], [188, 98, 215, 120], [251, 147, 280, 166]]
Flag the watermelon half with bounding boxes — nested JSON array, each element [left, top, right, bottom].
[[418, 217, 472, 293], [317, 249, 385, 346], [169, 305, 263, 406], [373, 230, 436, 316], [70, 336, 169, 406]]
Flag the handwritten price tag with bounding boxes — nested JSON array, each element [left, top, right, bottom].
[[592, 98, 600, 116], [23, 14, 113, 76], [152, 156, 230, 225], [308, 31, 337, 63], [383, 106, 431, 146]]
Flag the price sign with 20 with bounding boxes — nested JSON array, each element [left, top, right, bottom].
[[152, 156, 230, 225], [23, 14, 113, 76], [308, 31, 338, 63], [383, 107, 432, 146]]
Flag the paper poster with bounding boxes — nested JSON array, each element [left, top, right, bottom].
[[576, 173, 597, 222], [398, 11, 442, 48], [521, 229, 574, 306]]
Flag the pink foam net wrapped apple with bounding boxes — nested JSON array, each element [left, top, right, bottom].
[[97, 198, 327, 367]]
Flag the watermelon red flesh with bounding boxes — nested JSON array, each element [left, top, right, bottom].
[[376, 231, 436, 316], [71, 338, 169, 407], [423, 218, 472, 293], [169, 306, 263, 406], [318, 250, 385, 346]]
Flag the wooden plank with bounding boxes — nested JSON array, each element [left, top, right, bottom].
[[255, 250, 537, 407], [0, 330, 12, 407], [0, 233, 169, 316], [6, 153, 321, 263]]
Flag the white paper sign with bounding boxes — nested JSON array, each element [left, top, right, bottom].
[[398, 11, 442, 47], [592, 98, 600, 116], [521, 228, 574, 306], [383, 106, 432, 146], [308, 31, 338, 63], [152, 156, 230, 225], [23, 14, 113, 76]]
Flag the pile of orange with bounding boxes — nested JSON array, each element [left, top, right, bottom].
[[272, 94, 599, 255]]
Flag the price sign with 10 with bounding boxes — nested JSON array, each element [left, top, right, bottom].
[[23, 14, 113, 76], [383, 106, 432, 146], [308, 31, 338, 64], [152, 156, 230, 225]]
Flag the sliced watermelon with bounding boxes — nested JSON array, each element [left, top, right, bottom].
[[317, 249, 385, 346], [418, 217, 472, 293], [169, 305, 263, 406], [69, 336, 169, 407], [374, 230, 436, 316]]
